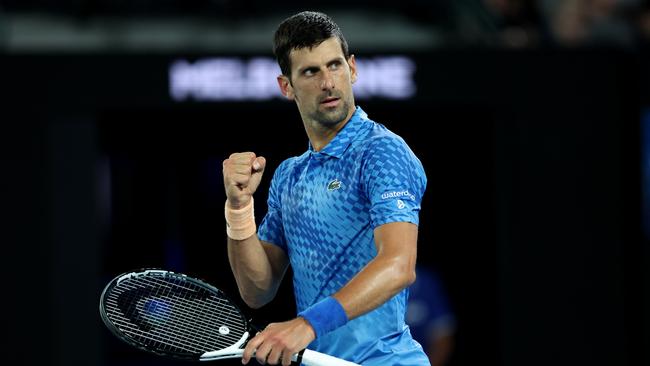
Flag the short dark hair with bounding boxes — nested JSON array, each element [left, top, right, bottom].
[[273, 11, 350, 78]]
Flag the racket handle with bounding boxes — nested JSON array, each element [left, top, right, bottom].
[[298, 349, 361, 366]]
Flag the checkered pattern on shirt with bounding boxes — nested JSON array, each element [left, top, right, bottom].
[[258, 106, 427, 313], [257, 107, 429, 364]]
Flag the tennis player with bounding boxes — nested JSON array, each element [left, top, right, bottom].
[[222, 11, 429, 366]]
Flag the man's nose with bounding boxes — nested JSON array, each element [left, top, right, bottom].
[[320, 70, 335, 90]]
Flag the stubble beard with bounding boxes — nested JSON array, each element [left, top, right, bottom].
[[310, 96, 351, 128]]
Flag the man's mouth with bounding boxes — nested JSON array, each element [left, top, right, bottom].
[[320, 97, 340, 107]]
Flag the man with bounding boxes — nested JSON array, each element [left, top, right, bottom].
[[406, 265, 456, 366], [222, 11, 429, 365]]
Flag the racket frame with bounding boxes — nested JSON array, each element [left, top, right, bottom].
[[99, 268, 252, 361], [100, 269, 361, 366]]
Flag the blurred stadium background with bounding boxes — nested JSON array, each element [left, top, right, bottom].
[[1, 1, 649, 366]]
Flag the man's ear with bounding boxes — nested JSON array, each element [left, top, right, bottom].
[[277, 75, 295, 100], [348, 54, 358, 84]]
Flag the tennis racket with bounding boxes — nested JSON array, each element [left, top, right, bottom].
[[99, 269, 360, 366]]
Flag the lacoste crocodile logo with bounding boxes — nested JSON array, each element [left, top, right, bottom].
[[327, 179, 342, 191]]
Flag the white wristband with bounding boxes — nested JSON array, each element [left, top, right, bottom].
[[225, 198, 256, 240]]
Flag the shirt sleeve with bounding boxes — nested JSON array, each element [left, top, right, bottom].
[[257, 161, 288, 252], [362, 135, 427, 229]]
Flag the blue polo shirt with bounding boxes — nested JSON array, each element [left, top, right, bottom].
[[258, 106, 429, 365]]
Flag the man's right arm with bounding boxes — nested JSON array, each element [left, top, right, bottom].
[[223, 152, 288, 308], [228, 236, 289, 308]]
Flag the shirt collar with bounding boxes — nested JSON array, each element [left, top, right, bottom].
[[308, 106, 369, 159]]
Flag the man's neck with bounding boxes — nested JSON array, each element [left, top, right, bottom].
[[304, 107, 356, 152]]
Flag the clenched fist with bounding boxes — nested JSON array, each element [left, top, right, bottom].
[[222, 152, 266, 209]]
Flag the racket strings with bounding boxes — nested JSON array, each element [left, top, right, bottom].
[[104, 274, 247, 354], [141, 276, 245, 336], [107, 288, 245, 346], [115, 276, 246, 346], [106, 277, 243, 352], [141, 275, 247, 337], [106, 293, 222, 353], [106, 290, 224, 352]]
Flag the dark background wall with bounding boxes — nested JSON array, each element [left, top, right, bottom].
[[1, 48, 648, 366]]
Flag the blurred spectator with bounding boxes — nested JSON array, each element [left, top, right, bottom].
[[407, 265, 456, 366], [637, 0, 650, 41], [421, 0, 650, 48], [2, 0, 650, 48], [538, 0, 640, 46], [449, 0, 543, 48], [483, 0, 545, 47]]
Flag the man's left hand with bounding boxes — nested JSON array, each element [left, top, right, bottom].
[[242, 317, 316, 365]]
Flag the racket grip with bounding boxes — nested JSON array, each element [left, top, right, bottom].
[[298, 349, 361, 366]]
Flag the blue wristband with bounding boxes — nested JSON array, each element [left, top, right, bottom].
[[298, 296, 348, 339]]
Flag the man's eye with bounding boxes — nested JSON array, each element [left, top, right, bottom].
[[304, 69, 316, 76]]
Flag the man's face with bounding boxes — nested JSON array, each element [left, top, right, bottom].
[[278, 37, 357, 128]]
